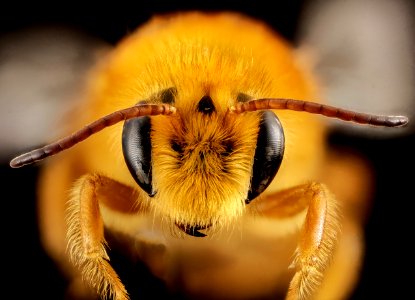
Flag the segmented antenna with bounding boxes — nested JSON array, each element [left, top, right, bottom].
[[231, 98, 409, 127], [9, 104, 176, 168], [10, 98, 409, 169]]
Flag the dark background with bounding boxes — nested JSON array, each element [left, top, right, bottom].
[[1, 1, 414, 299]]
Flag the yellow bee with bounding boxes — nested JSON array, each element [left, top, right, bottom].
[[10, 11, 408, 300]]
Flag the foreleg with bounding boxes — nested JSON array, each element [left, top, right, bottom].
[[66, 173, 137, 300], [257, 182, 341, 300]]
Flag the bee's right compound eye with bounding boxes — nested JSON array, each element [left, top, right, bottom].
[[246, 111, 285, 204], [122, 116, 156, 197]]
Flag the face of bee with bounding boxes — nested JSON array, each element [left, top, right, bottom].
[[122, 87, 284, 234], [93, 13, 313, 236]]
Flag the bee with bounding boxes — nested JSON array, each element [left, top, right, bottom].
[[10, 11, 408, 300]]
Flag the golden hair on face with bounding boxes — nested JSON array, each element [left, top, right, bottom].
[[10, 10, 408, 300]]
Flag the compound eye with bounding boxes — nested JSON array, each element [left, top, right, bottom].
[[246, 111, 285, 204], [122, 116, 155, 197]]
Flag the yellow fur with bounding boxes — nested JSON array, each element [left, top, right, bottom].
[[287, 183, 341, 299], [66, 174, 129, 299], [70, 11, 325, 230], [24, 10, 368, 300]]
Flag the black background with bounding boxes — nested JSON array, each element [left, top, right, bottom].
[[1, 1, 414, 299]]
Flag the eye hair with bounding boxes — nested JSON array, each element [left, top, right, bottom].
[[9, 98, 408, 169]]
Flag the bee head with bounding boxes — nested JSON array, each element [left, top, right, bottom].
[[10, 89, 406, 237], [122, 89, 284, 235]]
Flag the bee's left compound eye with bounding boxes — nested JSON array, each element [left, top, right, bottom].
[[122, 116, 155, 197], [246, 111, 285, 204]]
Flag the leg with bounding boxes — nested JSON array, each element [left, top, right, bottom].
[[314, 218, 364, 300], [66, 173, 139, 300], [313, 149, 373, 300], [257, 182, 341, 300]]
